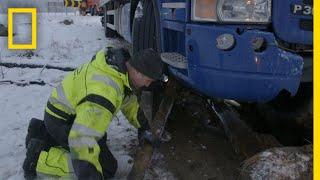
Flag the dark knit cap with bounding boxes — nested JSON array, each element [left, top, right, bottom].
[[129, 49, 164, 81]]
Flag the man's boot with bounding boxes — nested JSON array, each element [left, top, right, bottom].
[[23, 138, 46, 180], [25, 118, 46, 148]]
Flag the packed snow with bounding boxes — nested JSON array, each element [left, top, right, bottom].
[[0, 13, 174, 179], [240, 145, 313, 180]]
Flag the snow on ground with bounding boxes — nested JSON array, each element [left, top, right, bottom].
[[0, 66, 67, 84], [0, 13, 174, 179], [240, 145, 313, 179], [0, 84, 53, 180], [0, 13, 127, 68]]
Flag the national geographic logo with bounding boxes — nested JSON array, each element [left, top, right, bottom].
[[7, 8, 37, 50]]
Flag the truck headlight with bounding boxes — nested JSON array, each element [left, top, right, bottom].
[[191, 0, 272, 23], [217, 0, 271, 23], [191, 0, 218, 22]]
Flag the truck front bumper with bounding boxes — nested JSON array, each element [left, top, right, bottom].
[[170, 24, 304, 102]]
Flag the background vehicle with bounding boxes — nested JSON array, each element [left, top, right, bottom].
[[80, 0, 102, 15]]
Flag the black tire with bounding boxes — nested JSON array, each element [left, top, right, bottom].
[[104, 5, 117, 38], [132, 17, 143, 55], [132, 0, 159, 55], [132, 0, 164, 119]]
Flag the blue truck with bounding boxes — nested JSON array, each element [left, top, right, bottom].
[[100, 0, 313, 103]]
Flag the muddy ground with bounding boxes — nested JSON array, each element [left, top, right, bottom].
[[158, 106, 242, 180], [154, 96, 313, 180]]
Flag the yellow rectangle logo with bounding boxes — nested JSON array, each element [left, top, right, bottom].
[[8, 8, 37, 50]]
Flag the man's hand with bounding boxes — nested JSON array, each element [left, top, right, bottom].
[[138, 129, 160, 148]]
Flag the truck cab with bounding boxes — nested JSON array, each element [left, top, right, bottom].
[[101, 0, 313, 102]]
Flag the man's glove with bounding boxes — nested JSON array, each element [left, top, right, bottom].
[[137, 105, 171, 147], [138, 129, 160, 148], [136, 108, 160, 147]]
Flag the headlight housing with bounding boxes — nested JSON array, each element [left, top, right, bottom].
[[191, 0, 218, 22], [191, 0, 272, 23]]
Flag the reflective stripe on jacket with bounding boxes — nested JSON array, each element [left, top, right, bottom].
[[45, 49, 141, 179]]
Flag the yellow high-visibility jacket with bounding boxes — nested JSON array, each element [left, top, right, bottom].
[[44, 48, 141, 178]]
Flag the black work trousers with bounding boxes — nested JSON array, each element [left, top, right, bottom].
[[26, 112, 118, 179]]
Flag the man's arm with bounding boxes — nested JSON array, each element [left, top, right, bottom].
[[68, 87, 118, 179], [121, 94, 151, 130], [121, 94, 141, 129], [120, 93, 161, 148]]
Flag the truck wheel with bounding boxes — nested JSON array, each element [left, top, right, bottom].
[[132, 0, 164, 119], [104, 5, 117, 38], [132, 17, 143, 54], [132, 0, 160, 55]]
